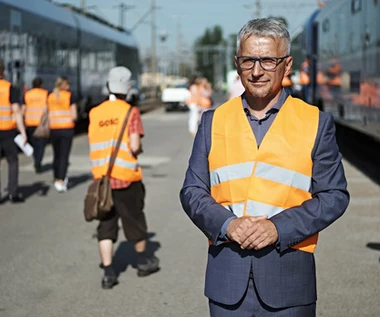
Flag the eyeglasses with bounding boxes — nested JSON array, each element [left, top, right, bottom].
[[236, 55, 289, 71]]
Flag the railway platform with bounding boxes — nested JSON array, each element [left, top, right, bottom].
[[0, 103, 379, 317]]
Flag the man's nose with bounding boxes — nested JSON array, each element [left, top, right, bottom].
[[252, 61, 264, 77]]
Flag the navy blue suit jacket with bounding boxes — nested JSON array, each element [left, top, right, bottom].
[[180, 99, 349, 308]]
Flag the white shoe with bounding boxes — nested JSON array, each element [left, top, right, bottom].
[[63, 177, 69, 187], [54, 181, 67, 193]]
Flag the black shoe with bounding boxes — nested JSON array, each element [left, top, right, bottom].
[[101, 274, 118, 289], [9, 193, 25, 203], [34, 165, 42, 174], [137, 256, 160, 277]]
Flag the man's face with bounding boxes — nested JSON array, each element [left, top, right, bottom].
[[235, 35, 292, 99]]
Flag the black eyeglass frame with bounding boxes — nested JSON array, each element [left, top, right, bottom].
[[236, 55, 290, 71]]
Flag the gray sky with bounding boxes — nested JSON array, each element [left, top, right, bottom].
[[54, 0, 320, 56]]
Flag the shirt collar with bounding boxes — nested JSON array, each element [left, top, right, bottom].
[[242, 88, 288, 115]]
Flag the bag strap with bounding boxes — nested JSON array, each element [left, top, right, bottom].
[[105, 106, 134, 177]]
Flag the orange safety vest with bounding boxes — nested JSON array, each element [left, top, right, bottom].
[[209, 96, 319, 253], [317, 71, 325, 85], [299, 61, 310, 85], [186, 84, 199, 106], [88, 99, 143, 182], [0, 79, 16, 131], [198, 86, 212, 109], [24, 88, 48, 127], [47, 91, 74, 130], [282, 75, 292, 87]]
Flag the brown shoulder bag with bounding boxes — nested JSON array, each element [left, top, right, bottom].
[[83, 106, 133, 222], [33, 108, 50, 138]]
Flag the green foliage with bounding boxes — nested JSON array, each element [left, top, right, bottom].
[[194, 25, 226, 85]]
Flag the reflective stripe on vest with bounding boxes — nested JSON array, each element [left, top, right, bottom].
[[210, 161, 311, 192], [24, 88, 48, 126], [91, 156, 139, 170], [88, 99, 143, 182], [90, 139, 129, 152], [47, 91, 74, 129], [0, 79, 16, 131], [209, 95, 319, 253]]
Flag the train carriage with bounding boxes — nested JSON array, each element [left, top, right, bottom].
[[292, 0, 380, 140], [0, 0, 141, 119]]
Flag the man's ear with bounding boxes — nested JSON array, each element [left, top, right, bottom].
[[234, 56, 241, 76], [284, 56, 293, 77]]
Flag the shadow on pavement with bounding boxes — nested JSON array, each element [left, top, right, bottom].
[[366, 242, 380, 252], [67, 173, 92, 190], [113, 232, 161, 277], [0, 181, 50, 204]]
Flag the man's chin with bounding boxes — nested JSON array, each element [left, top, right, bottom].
[[246, 89, 271, 99]]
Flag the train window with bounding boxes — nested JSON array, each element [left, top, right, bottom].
[[351, 0, 362, 14], [68, 49, 77, 70], [26, 35, 34, 66], [322, 19, 330, 33]]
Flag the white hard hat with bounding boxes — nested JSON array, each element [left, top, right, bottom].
[[107, 66, 132, 95]]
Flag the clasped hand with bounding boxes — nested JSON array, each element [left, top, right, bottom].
[[226, 215, 278, 250]]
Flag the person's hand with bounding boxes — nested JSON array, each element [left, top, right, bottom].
[[22, 133, 28, 146], [226, 215, 268, 244], [239, 220, 278, 251]]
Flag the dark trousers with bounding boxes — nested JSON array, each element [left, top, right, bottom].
[[97, 181, 147, 243], [50, 128, 74, 180], [209, 279, 316, 317], [0, 130, 19, 196], [26, 126, 48, 168]]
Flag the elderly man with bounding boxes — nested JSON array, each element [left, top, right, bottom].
[[180, 18, 349, 316]]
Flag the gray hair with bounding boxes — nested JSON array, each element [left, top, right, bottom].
[[236, 18, 291, 55]]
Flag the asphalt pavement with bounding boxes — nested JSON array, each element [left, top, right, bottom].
[[0, 93, 379, 317]]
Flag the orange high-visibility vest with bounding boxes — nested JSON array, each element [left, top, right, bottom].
[[88, 99, 143, 182], [198, 86, 212, 109], [0, 79, 16, 131], [299, 61, 310, 85], [186, 84, 199, 106], [317, 71, 325, 85], [209, 96, 319, 253], [24, 88, 48, 127], [47, 91, 74, 130], [282, 75, 292, 87]]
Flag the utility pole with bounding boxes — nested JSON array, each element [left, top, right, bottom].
[[81, 0, 85, 10], [255, 0, 261, 19], [113, 3, 135, 29], [172, 15, 186, 76], [244, 0, 261, 19], [151, 0, 157, 81]]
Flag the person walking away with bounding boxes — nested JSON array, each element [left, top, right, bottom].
[[22, 77, 48, 173], [187, 76, 200, 136], [0, 60, 27, 203], [281, 72, 293, 96], [299, 55, 311, 102], [88, 66, 159, 289], [47, 77, 77, 192], [227, 74, 245, 100], [180, 18, 349, 317], [197, 78, 212, 121]]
